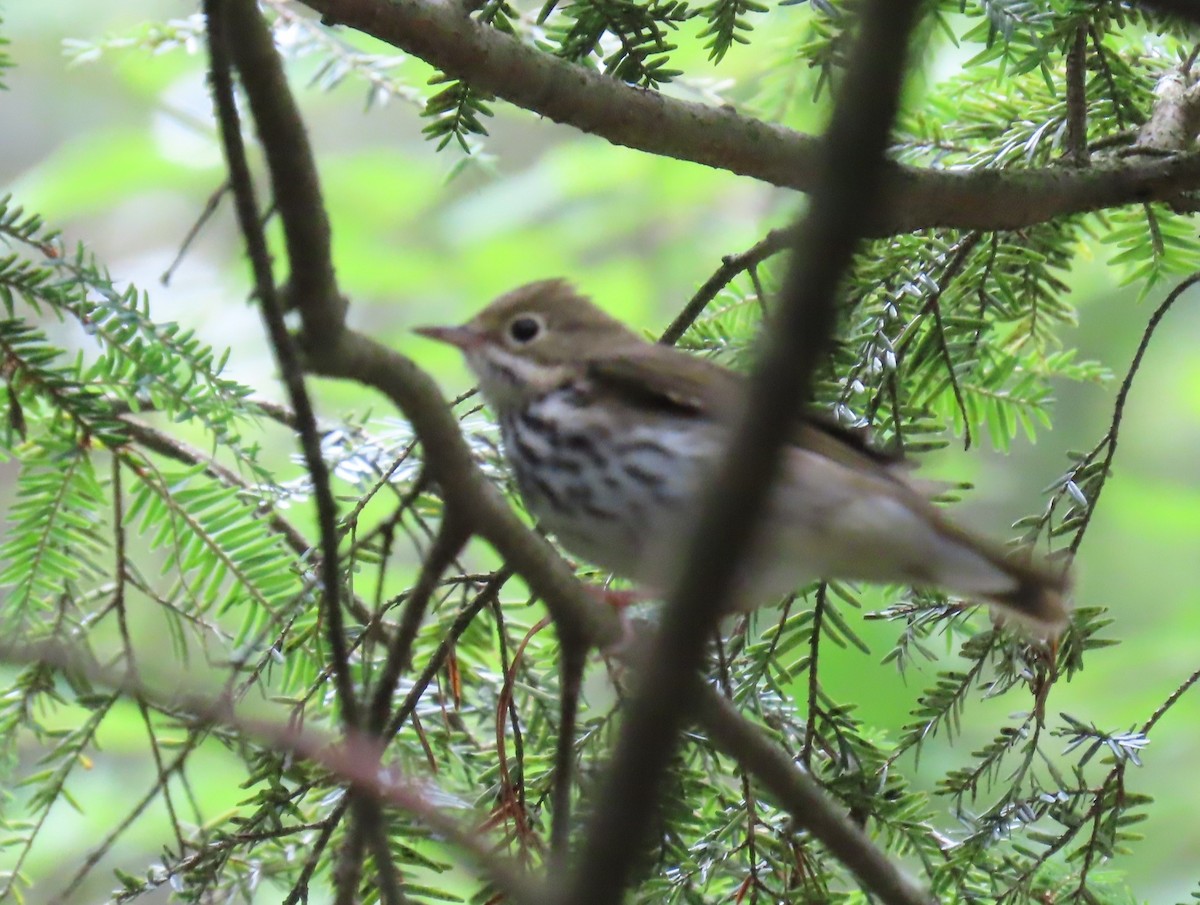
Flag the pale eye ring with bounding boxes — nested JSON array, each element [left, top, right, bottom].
[[508, 315, 543, 344]]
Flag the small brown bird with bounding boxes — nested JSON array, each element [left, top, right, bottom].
[[416, 280, 1070, 634]]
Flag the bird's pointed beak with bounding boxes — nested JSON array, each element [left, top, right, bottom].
[[413, 323, 483, 350]]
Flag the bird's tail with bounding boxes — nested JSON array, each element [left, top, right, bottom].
[[979, 554, 1071, 635], [936, 520, 1072, 636]]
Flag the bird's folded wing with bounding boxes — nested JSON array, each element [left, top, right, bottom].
[[588, 349, 905, 475]]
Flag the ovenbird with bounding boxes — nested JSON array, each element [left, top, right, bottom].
[[416, 280, 1070, 633]]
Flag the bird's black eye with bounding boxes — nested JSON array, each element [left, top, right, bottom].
[[508, 316, 542, 343]]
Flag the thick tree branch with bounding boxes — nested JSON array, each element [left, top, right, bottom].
[[1136, 0, 1200, 26], [227, 0, 342, 341], [559, 2, 926, 904], [298, 0, 1200, 235]]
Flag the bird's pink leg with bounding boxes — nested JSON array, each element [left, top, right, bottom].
[[581, 584, 655, 660], [585, 586, 650, 611]]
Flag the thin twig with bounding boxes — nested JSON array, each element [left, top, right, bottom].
[[550, 639, 586, 863], [111, 461, 187, 856], [1068, 270, 1200, 555], [800, 582, 827, 768], [1185, 43, 1200, 76], [1089, 26, 1134, 131], [927, 289, 972, 451], [712, 634, 763, 904], [892, 231, 983, 449], [493, 605, 537, 854], [1142, 664, 1200, 735], [160, 180, 230, 285], [659, 226, 793, 345], [366, 513, 470, 735], [282, 800, 349, 905]]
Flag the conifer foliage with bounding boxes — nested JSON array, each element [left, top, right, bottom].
[[2, 3, 1200, 905]]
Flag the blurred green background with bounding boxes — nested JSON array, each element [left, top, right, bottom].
[[2, 2, 1199, 902]]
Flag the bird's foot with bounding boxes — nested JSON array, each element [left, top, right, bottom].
[[585, 585, 649, 611]]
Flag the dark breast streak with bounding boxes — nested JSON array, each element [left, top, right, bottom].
[[500, 388, 623, 524], [497, 385, 712, 580]]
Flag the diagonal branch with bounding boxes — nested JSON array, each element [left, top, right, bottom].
[[366, 513, 470, 735], [659, 226, 793, 346], [1066, 270, 1200, 555]]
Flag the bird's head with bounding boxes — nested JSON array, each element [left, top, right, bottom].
[[415, 280, 644, 409]]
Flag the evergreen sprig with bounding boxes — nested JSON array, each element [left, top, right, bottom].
[[546, 0, 692, 87], [697, 0, 768, 62], [4, 3, 1200, 904]]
